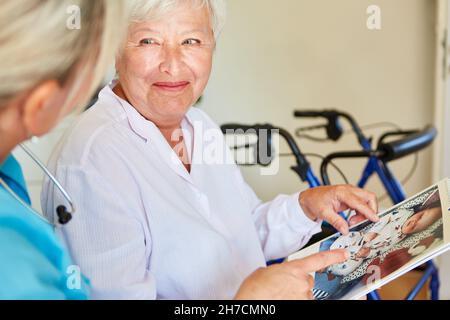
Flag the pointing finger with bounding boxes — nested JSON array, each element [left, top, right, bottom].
[[288, 249, 350, 274]]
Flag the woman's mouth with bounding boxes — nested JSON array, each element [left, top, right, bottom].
[[153, 81, 190, 92]]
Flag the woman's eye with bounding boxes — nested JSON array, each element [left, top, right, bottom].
[[182, 38, 201, 46], [139, 38, 158, 46]]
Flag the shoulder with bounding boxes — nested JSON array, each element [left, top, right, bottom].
[[0, 211, 87, 299], [0, 193, 68, 261], [49, 87, 132, 169]]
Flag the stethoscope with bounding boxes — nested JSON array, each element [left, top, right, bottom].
[[0, 144, 74, 226]]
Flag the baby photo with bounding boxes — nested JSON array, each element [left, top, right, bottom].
[[312, 187, 444, 300]]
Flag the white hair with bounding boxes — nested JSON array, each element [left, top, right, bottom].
[[0, 0, 129, 109], [128, 0, 227, 39]]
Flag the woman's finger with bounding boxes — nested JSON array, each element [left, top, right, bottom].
[[351, 187, 378, 213], [322, 208, 349, 235], [339, 192, 379, 223]]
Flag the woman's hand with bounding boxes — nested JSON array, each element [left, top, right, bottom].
[[299, 185, 379, 235], [235, 249, 349, 300]]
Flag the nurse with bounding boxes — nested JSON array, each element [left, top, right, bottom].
[[0, 0, 128, 299], [0, 0, 349, 301]]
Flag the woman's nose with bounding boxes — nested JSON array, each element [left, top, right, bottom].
[[159, 44, 183, 76]]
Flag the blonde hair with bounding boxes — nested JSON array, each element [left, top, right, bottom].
[[129, 0, 227, 39], [0, 0, 129, 109]]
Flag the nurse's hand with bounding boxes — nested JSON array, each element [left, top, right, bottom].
[[234, 249, 349, 300], [299, 185, 379, 235]]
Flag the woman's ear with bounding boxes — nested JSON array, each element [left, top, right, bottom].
[[22, 80, 63, 137]]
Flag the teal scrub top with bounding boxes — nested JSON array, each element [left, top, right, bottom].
[[0, 155, 89, 299]]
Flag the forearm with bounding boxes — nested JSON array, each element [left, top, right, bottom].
[[252, 192, 322, 260]]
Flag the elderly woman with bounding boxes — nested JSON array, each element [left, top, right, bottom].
[[42, 0, 378, 299]]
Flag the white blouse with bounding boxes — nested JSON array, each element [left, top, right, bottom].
[[41, 84, 322, 300]]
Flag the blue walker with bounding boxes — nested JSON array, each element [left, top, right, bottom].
[[222, 109, 439, 300]]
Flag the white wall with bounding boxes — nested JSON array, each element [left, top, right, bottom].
[[202, 0, 436, 206]]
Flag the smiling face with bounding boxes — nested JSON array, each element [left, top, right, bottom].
[[401, 207, 442, 235], [115, 3, 215, 129]]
